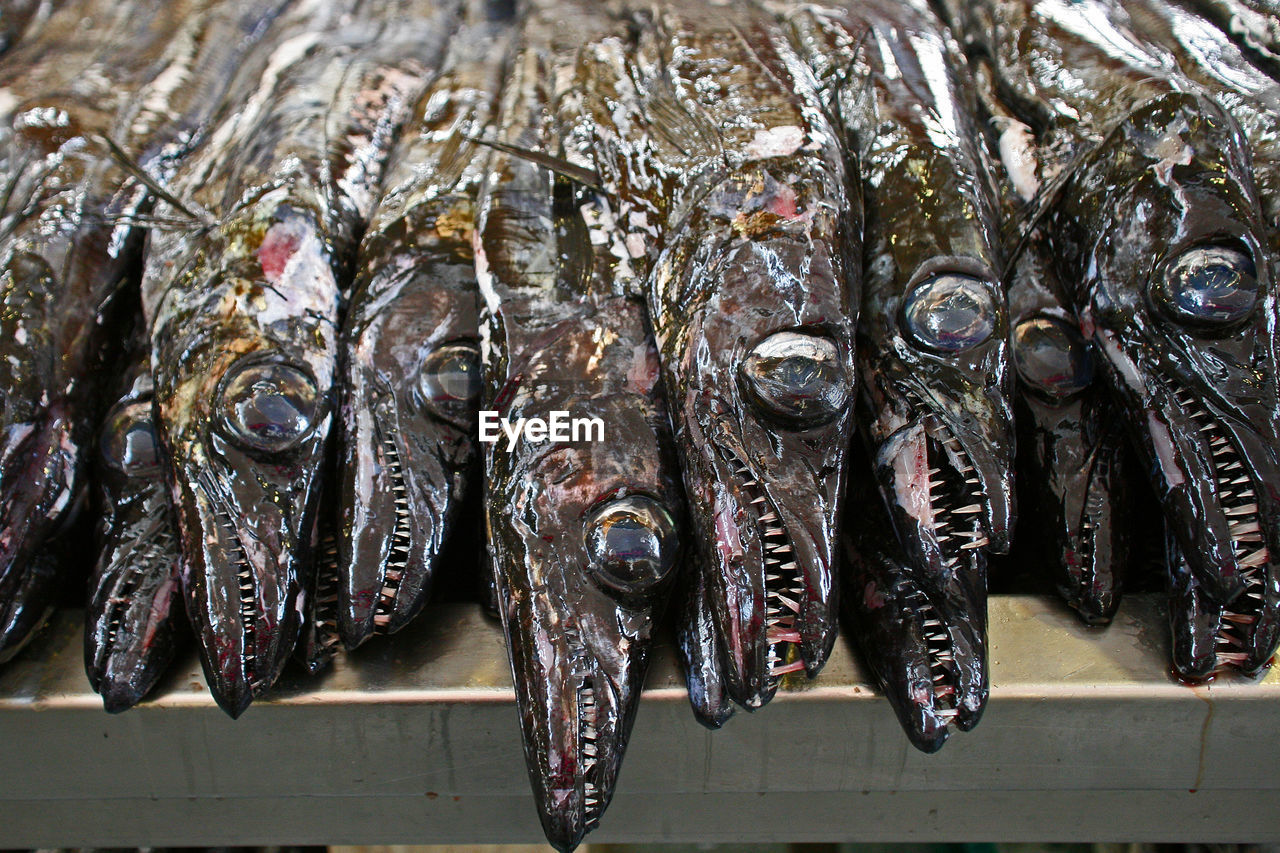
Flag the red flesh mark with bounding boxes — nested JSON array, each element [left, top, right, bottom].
[[258, 223, 301, 282]]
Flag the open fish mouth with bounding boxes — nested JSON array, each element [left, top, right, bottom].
[[87, 523, 181, 712], [921, 421, 991, 567], [1170, 385, 1270, 587], [183, 467, 302, 717], [904, 585, 961, 725], [716, 444, 806, 692], [1067, 436, 1125, 624], [1163, 384, 1274, 675], [575, 675, 605, 831]]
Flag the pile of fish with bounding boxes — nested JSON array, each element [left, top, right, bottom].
[[1, 0, 1278, 846]]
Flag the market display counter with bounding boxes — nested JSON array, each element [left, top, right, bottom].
[[1, 595, 1278, 846]]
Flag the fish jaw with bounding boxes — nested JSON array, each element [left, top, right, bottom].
[[855, 302, 1014, 721], [675, 556, 735, 730], [338, 224, 480, 647], [85, 488, 182, 713], [1053, 94, 1280, 648], [1015, 388, 1132, 626], [171, 427, 323, 717], [660, 222, 856, 710]]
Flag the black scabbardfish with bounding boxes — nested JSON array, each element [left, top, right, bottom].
[[338, 0, 514, 649], [580, 0, 859, 712], [951, 0, 1280, 678], [960, 39, 1136, 626], [786, 0, 1011, 740], [1115, 0, 1280, 674], [475, 2, 685, 847], [85, 321, 183, 711], [143, 0, 459, 716], [0, 0, 288, 663]]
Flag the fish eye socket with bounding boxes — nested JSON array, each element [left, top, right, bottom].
[[740, 331, 849, 426], [1151, 244, 1258, 328], [101, 400, 162, 477], [584, 496, 678, 599], [902, 273, 998, 353], [1013, 316, 1095, 401], [419, 342, 483, 419], [218, 360, 319, 453]]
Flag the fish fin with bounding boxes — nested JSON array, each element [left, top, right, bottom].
[[93, 133, 214, 226], [466, 135, 609, 194]]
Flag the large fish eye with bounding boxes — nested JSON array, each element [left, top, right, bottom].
[[902, 273, 998, 353], [1013, 316, 1095, 401], [101, 400, 162, 477], [584, 496, 678, 599], [218, 360, 319, 453], [419, 342, 482, 420], [1150, 244, 1258, 328], [740, 331, 849, 426]]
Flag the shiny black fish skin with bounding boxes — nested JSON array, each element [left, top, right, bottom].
[[476, 4, 684, 847], [1180, 0, 1280, 76], [1007, 249, 1135, 625], [966, 61, 1135, 625], [0, 0, 281, 662], [955, 0, 1280, 676], [787, 0, 1010, 734], [580, 1, 858, 711], [675, 554, 734, 730], [84, 328, 183, 712], [841, 444, 967, 753], [338, 0, 512, 648], [1123, 0, 1280, 672], [144, 0, 458, 716]]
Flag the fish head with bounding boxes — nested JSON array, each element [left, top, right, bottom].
[[152, 203, 337, 716], [339, 210, 482, 645], [1054, 92, 1280, 667], [856, 254, 1012, 731], [86, 372, 182, 712], [489, 315, 682, 851], [662, 165, 858, 709], [1012, 310, 1130, 625]]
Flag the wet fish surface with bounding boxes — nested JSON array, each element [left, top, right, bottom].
[[143, 0, 459, 715], [785, 0, 1010, 743], [475, 2, 685, 847], [579, 0, 859, 712], [338, 0, 514, 649], [950, 0, 1280, 678], [84, 319, 183, 711], [0, 0, 287, 662]]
